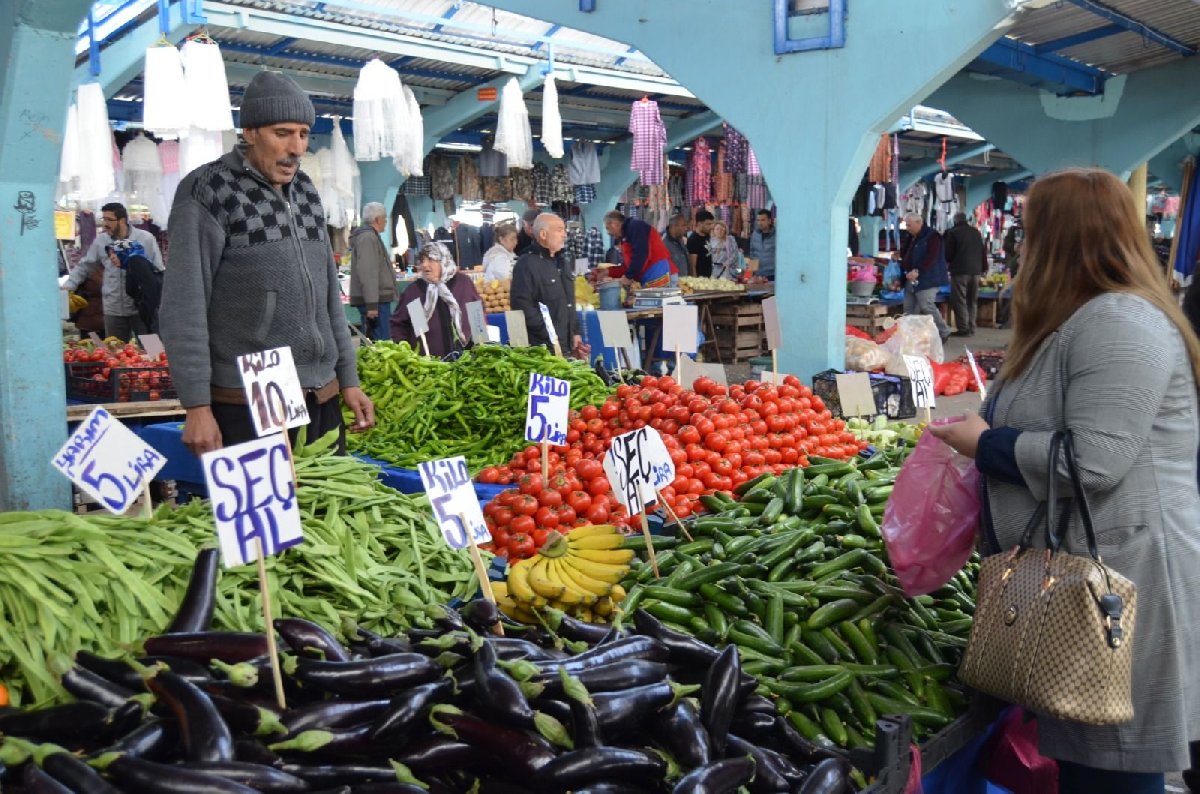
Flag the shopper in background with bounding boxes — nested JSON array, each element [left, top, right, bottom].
[[348, 201, 396, 342], [511, 213, 588, 358], [1003, 218, 1024, 278], [663, 213, 691, 278], [898, 212, 952, 341], [603, 210, 677, 289], [943, 212, 987, 337], [749, 209, 777, 279], [482, 223, 519, 281], [848, 216, 861, 257], [515, 208, 540, 256], [709, 220, 742, 279], [687, 209, 715, 278], [109, 241, 162, 335], [390, 241, 481, 358], [61, 201, 164, 341], [161, 70, 373, 457], [932, 168, 1200, 794]]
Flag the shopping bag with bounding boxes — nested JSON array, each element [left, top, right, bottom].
[[881, 419, 980, 596], [981, 707, 1058, 794]]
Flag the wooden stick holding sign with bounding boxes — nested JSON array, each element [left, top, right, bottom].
[[418, 456, 504, 635], [254, 538, 288, 708], [964, 347, 988, 402], [902, 354, 935, 424], [51, 406, 167, 517], [762, 296, 782, 382], [538, 302, 563, 358], [407, 298, 432, 357], [662, 304, 698, 378], [526, 373, 571, 482]]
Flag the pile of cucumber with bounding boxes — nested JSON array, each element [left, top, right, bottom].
[[617, 454, 979, 752]]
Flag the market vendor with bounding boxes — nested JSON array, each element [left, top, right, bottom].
[[603, 210, 677, 288], [390, 241, 481, 358], [511, 213, 589, 358], [60, 201, 164, 341], [160, 69, 374, 457]]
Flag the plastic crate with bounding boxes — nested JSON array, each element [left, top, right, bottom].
[[811, 369, 917, 420], [959, 350, 1005, 380], [65, 361, 176, 403]]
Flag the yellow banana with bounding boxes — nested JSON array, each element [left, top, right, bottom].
[[490, 581, 509, 600], [563, 523, 618, 540], [562, 553, 629, 583], [569, 547, 636, 566], [527, 556, 568, 600], [549, 559, 598, 605], [507, 560, 537, 603], [593, 596, 613, 617], [568, 533, 626, 551], [610, 583, 627, 602], [577, 606, 595, 623], [557, 556, 614, 597]]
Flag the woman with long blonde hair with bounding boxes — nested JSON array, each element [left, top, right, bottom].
[[933, 168, 1200, 792]]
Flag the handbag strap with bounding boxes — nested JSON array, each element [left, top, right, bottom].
[[1017, 432, 1062, 549], [1052, 431, 1102, 562]]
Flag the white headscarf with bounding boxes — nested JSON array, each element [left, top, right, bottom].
[[419, 241, 464, 340]]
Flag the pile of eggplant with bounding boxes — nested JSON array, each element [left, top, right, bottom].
[[0, 550, 860, 793]]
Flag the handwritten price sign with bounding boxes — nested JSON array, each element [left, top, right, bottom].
[[238, 347, 309, 437], [52, 407, 166, 514], [203, 434, 304, 567], [525, 373, 571, 445], [602, 427, 675, 514], [902, 354, 936, 408], [418, 456, 491, 550]]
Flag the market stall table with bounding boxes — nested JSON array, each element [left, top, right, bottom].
[[66, 399, 186, 423]]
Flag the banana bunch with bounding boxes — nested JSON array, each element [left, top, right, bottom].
[[496, 525, 632, 625]]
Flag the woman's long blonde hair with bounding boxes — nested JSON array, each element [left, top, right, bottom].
[[1003, 168, 1200, 383]]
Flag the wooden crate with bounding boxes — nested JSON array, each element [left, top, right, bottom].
[[715, 327, 765, 363], [710, 303, 763, 329], [846, 303, 890, 334]]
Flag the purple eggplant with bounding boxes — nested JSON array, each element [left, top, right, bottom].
[[41, 750, 122, 793], [293, 654, 441, 697], [740, 694, 777, 715], [0, 701, 110, 741], [74, 651, 210, 691], [371, 680, 453, 740], [460, 599, 501, 633], [474, 640, 535, 727], [539, 747, 666, 788], [772, 716, 836, 765], [541, 608, 612, 644], [796, 757, 852, 794], [726, 734, 791, 793], [593, 681, 695, 739], [569, 698, 601, 750], [146, 669, 234, 762], [671, 757, 756, 794], [344, 785, 428, 794], [22, 764, 73, 794], [143, 632, 270, 664], [430, 706, 555, 775], [528, 636, 669, 675], [284, 699, 392, 737], [276, 618, 353, 662], [392, 736, 479, 775], [166, 548, 220, 633], [654, 700, 712, 769], [235, 738, 283, 766], [179, 761, 312, 792], [100, 718, 174, 760], [700, 645, 742, 757], [269, 724, 378, 759], [632, 609, 722, 667], [489, 637, 567, 663], [61, 665, 138, 708], [354, 628, 411, 656], [282, 763, 402, 787], [574, 785, 655, 794], [536, 698, 573, 729], [533, 660, 668, 697], [107, 755, 261, 793], [208, 692, 286, 738], [729, 710, 777, 741]]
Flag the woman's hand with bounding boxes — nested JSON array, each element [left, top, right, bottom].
[[928, 414, 991, 459]]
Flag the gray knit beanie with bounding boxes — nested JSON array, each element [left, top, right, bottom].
[[239, 71, 315, 129]]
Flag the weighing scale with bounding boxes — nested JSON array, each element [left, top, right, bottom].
[[631, 287, 686, 309]]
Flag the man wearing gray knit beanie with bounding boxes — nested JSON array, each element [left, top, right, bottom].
[[160, 70, 374, 457]]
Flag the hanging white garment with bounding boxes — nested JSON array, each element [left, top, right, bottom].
[[541, 74, 563, 159], [59, 102, 81, 190], [568, 140, 600, 185], [178, 127, 225, 176], [142, 45, 189, 139], [76, 83, 116, 202], [392, 83, 424, 177], [301, 150, 324, 196], [494, 77, 532, 168], [325, 122, 359, 227], [123, 134, 167, 220], [158, 140, 180, 229], [180, 39, 234, 131], [352, 59, 405, 162]]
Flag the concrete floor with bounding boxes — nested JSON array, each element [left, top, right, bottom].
[[925, 324, 1013, 424]]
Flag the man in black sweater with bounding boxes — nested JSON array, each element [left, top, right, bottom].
[[943, 212, 987, 337]]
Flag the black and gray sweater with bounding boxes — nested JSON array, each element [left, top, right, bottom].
[[160, 146, 359, 408]]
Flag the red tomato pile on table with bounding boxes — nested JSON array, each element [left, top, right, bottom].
[[64, 343, 172, 401], [477, 374, 868, 558]]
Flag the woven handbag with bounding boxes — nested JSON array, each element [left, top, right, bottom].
[[959, 431, 1137, 725]]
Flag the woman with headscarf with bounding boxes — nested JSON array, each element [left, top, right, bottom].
[[389, 241, 482, 357]]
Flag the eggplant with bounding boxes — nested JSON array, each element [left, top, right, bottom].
[[536, 698, 573, 728], [654, 700, 711, 769], [293, 653, 441, 697], [107, 755, 261, 793], [539, 747, 666, 788], [41, 750, 122, 793], [285, 699, 393, 737], [772, 717, 836, 765], [528, 636, 669, 675], [22, 764, 73, 794], [100, 718, 174, 760], [392, 736, 479, 775], [270, 724, 378, 759], [61, 665, 138, 708], [430, 706, 555, 775], [0, 701, 110, 741], [276, 618, 353, 662], [700, 645, 742, 757], [459, 599, 501, 633], [354, 628, 411, 657], [489, 637, 567, 663], [593, 681, 692, 738], [146, 669, 234, 762], [179, 761, 312, 792], [533, 660, 668, 697], [345, 785, 428, 794], [235, 738, 284, 766], [726, 734, 792, 793], [413, 633, 472, 658], [796, 757, 852, 794], [430, 604, 466, 632], [633, 609, 722, 667], [474, 640, 535, 727], [166, 547, 220, 633], [541, 608, 613, 644], [143, 632, 270, 664], [371, 680, 453, 740], [75, 652, 213, 691], [208, 692, 286, 738], [739, 694, 777, 715], [568, 698, 601, 750], [671, 757, 756, 794], [574, 785, 654, 794], [729, 710, 777, 741], [282, 763, 402, 787]]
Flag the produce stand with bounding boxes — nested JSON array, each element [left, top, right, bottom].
[[66, 398, 185, 423]]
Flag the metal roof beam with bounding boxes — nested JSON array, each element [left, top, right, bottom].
[[1062, 0, 1196, 56], [71, 0, 198, 97], [1033, 24, 1124, 54], [431, 3, 460, 34], [531, 23, 560, 51], [217, 41, 477, 85], [221, 61, 455, 105], [972, 36, 1108, 95]]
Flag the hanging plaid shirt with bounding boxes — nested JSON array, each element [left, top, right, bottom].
[[747, 146, 762, 177], [574, 184, 596, 204], [723, 124, 749, 174], [402, 175, 431, 196], [687, 137, 712, 206], [747, 176, 768, 211], [510, 168, 534, 203], [551, 163, 573, 203], [458, 155, 481, 201], [668, 169, 685, 212], [714, 142, 733, 204], [426, 155, 456, 200], [629, 99, 667, 185], [531, 162, 552, 204], [581, 227, 605, 268]]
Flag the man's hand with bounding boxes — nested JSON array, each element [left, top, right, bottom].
[[342, 386, 375, 432], [571, 334, 590, 360], [906, 269, 920, 282], [366, 309, 379, 320], [182, 406, 223, 457]]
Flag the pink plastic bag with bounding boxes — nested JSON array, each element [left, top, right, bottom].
[[981, 707, 1058, 794], [881, 419, 980, 597]]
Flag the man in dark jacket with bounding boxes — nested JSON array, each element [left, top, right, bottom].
[[664, 214, 691, 278], [349, 202, 396, 341], [943, 212, 987, 337], [899, 212, 951, 341], [510, 213, 589, 358], [111, 241, 162, 334]]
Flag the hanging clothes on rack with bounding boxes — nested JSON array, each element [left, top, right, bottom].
[[427, 154, 456, 201], [568, 140, 600, 185], [714, 141, 732, 204], [531, 162, 552, 205], [541, 75, 564, 159], [478, 140, 508, 177], [458, 155, 482, 201], [574, 185, 596, 205], [494, 77, 533, 168], [551, 163, 573, 204], [629, 98, 667, 185], [867, 134, 891, 184], [723, 124, 749, 174], [687, 137, 712, 206], [510, 167, 534, 204]]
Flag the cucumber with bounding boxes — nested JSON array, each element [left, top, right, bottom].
[[806, 598, 861, 630], [642, 585, 703, 608], [767, 671, 854, 703], [820, 707, 850, 747]]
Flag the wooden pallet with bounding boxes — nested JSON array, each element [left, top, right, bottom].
[[846, 303, 892, 334]]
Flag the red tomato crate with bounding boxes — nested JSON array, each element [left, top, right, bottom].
[[64, 361, 176, 403]]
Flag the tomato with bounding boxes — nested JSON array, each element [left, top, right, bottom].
[[587, 476, 611, 497], [674, 502, 692, 519], [581, 404, 599, 421], [687, 479, 705, 495], [512, 494, 539, 517], [687, 397, 709, 414], [534, 506, 560, 530], [713, 458, 734, 476], [510, 514, 536, 535], [575, 459, 603, 481], [677, 425, 701, 445], [508, 532, 535, 558], [558, 505, 577, 525], [531, 528, 551, 547], [582, 502, 610, 525], [537, 489, 563, 509], [478, 467, 501, 484], [566, 490, 592, 512], [704, 431, 729, 453], [600, 400, 620, 419]]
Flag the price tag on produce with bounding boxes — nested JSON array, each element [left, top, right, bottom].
[[902, 354, 935, 408], [538, 302, 559, 346], [203, 434, 304, 567], [237, 346, 310, 437], [835, 372, 877, 418], [504, 310, 530, 347], [603, 427, 674, 513], [597, 310, 633, 350], [418, 456, 491, 550], [762, 295, 782, 351], [662, 304, 698, 355], [676, 357, 728, 389], [407, 298, 430, 338], [525, 373, 571, 445], [52, 406, 166, 515], [139, 333, 166, 360], [465, 301, 488, 344], [964, 347, 988, 400]]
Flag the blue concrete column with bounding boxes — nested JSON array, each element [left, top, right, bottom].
[[929, 59, 1200, 181], [0, 0, 92, 510], [963, 168, 1033, 214], [475, 0, 1015, 380]]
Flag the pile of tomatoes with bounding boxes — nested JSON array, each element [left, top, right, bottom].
[[64, 342, 172, 402], [478, 373, 867, 556]]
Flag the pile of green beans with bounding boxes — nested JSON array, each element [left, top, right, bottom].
[[0, 437, 482, 706], [348, 342, 611, 471]]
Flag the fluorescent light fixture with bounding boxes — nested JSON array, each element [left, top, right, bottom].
[[436, 142, 483, 152]]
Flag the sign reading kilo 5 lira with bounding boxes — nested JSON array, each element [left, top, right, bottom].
[[525, 373, 571, 445]]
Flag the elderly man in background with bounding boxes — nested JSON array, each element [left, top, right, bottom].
[[898, 211, 952, 341], [349, 202, 396, 341], [511, 213, 589, 358]]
